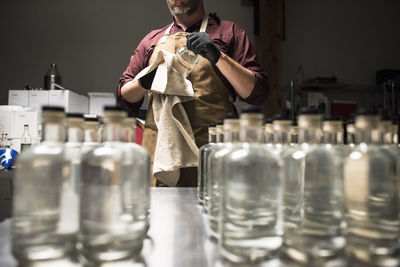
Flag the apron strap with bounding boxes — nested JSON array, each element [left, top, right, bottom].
[[159, 23, 174, 44], [159, 15, 209, 45]]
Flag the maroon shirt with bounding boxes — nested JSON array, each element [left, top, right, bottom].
[[117, 13, 269, 113]]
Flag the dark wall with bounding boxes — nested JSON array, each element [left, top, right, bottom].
[[0, 0, 253, 105]]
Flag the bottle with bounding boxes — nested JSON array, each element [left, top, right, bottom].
[[121, 115, 151, 235], [264, 119, 274, 144], [60, 113, 84, 240], [207, 113, 240, 239], [0, 133, 5, 148], [346, 119, 356, 147], [82, 116, 99, 154], [283, 109, 344, 263], [197, 123, 217, 205], [289, 120, 299, 145], [12, 106, 70, 261], [216, 121, 224, 143], [20, 125, 32, 152], [4, 133, 11, 148], [44, 63, 62, 90], [220, 107, 283, 263], [344, 110, 400, 265], [79, 106, 149, 261], [174, 47, 199, 77]]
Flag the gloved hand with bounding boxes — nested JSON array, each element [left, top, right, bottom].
[[139, 68, 157, 90], [186, 32, 221, 65]]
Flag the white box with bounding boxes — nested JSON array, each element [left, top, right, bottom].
[[80, 95, 89, 114], [0, 106, 39, 139], [0, 107, 15, 137], [48, 90, 89, 114], [8, 90, 29, 106], [88, 92, 116, 116], [29, 91, 49, 110]]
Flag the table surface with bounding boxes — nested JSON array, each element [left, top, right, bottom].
[[0, 188, 365, 267]]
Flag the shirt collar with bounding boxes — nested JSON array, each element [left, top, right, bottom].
[[172, 13, 220, 32]]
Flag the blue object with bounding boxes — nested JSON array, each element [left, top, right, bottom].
[[0, 148, 19, 169]]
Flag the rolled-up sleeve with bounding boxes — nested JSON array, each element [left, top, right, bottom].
[[230, 24, 269, 105], [116, 36, 153, 114]]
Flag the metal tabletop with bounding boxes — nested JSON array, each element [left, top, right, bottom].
[[0, 188, 362, 267]]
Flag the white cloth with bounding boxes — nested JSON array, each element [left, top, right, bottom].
[[134, 50, 199, 186]]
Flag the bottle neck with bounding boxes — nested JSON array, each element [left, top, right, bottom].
[[240, 115, 264, 143], [123, 127, 136, 143], [67, 127, 83, 143], [43, 123, 64, 142], [208, 127, 217, 143], [224, 120, 240, 143], [274, 132, 290, 144], [84, 128, 98, 143], [299, 128, 321, 144], [104, 123, 123, 142], [356, 130, 382, 145], [323, 132, 343, 144]]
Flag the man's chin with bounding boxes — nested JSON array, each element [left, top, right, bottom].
[[171, 8, 192, 17]]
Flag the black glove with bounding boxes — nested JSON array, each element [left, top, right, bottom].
[[139, 68, 157, 90], [186, 32, 221, 65]]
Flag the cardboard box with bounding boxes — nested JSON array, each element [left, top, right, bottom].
[[8, 90, 29, 106], [88, 92, 116, 116]]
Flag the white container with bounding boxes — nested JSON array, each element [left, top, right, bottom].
[[0, 106, 39, 140], [28, 91, 49, 110], [88, 92, 116, 116], [49, 90, 89, 114], [8, 90, 29, 107]]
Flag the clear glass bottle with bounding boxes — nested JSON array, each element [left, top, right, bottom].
[[82, 116, 100, 154], [197, 123, 217, 205], [346, 119, 356, 147], [4, 133, 11, 148], [122, 115, 151, 235], [60, 113, 84, 240], [174, 47, 198, 77], [79, 106, 148, 262], [20, 124, 32, 152], [283, 109, 344, 264], [12, 106, 70, 261], [290, 120, 299, 145], [264, 119, 274, 144], [207, 113, 240, 239], [344, 111, 400, 265], [0, 133, 5, 148], [220, 108, 283, 263]]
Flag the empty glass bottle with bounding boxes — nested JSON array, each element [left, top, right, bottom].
[[4, 133, 11, 148], [283, 109, 344, 264], [344, 111, 400, 265], [79, 106, 149, 262], [12, 106, 70, 261], [207, 113, 240, 239], [198, 123, 217, 205], [82, 116, 100, 154], [264, 119, 274, 144], [290, 120, 299, 145], [122, 115, 151, 234], [346, 119, 356, 147], [220, 108, 283, 263], [20, 124, 32, 152], [60, 113, 84, 241]]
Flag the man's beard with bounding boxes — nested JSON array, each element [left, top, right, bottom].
[[166, 0, 201, 17]]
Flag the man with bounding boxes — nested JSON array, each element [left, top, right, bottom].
[[117, 0, 268, 186]]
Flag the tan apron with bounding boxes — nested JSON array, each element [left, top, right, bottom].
[[142, 17, 235, 187]]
